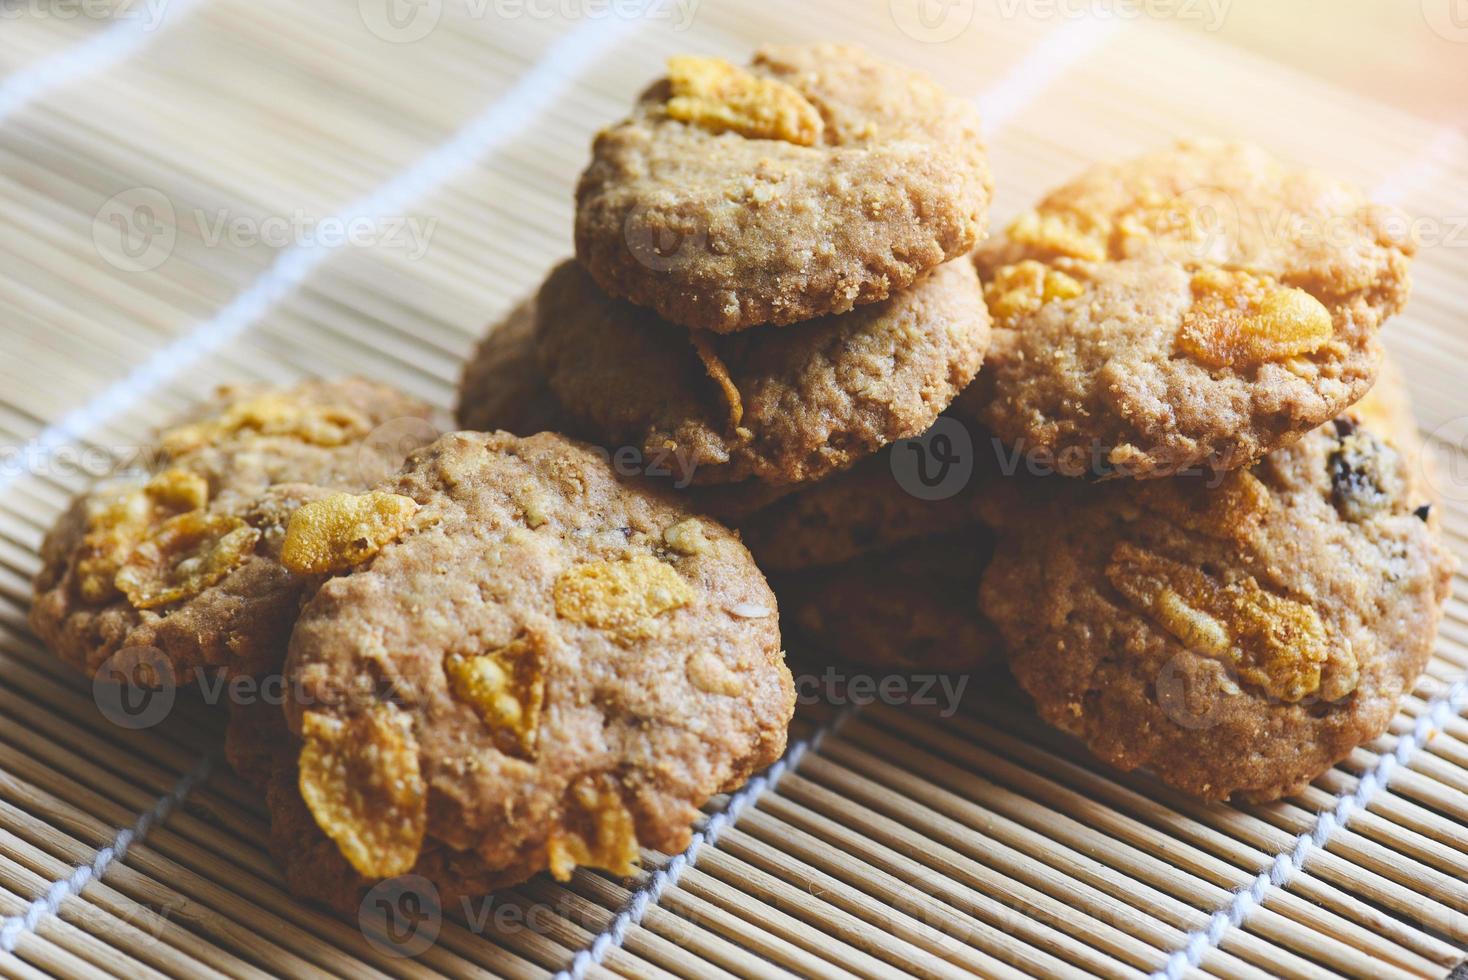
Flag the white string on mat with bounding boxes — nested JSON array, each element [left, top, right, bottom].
[[0, 14, 632, 953], [1153, 678, 1468, 980], [0, 0, 205, 125], [1151, 134, 1468, 978], [0, 12, 636, 502], [0, 755, 212, 953], [553, 709, 857, 980]]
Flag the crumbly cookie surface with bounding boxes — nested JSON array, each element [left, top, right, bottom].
[[979, 403, 1453, 801], [776, 529, 997, 671], [536, 259, 990, 486], [276, 431, 793, 907], [29, 379, 436, 682], [576, 43, 991, 332], [973, 140, 1414, 479]]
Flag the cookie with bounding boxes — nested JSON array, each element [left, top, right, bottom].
[[456, 296, 573, 438], [536, 258, 990, 486], [576, 43, 991, 332], [972, 140, 1414, 479], [979, 408, 1454, 802], [776, 529, 997, 671], [272, 431, 793, 909], [30, 379, 437, 682]]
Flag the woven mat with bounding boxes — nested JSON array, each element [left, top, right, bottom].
[[2, 2, 1467, 977]]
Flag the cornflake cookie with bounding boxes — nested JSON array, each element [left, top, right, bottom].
[[537, 258, 990, 486], [576, 44, 991, 331], [30, 380, 436, 682], [979, 400, 1454, 801], [275, 431, 793, 908], [973, 140, 1415, 479], [775, 529, 998, 671]]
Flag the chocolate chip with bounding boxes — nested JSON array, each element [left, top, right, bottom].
[[1332, 416, 1358, 437], [1329, 431, 1400, 522], [1415, 504, 1432, 522]]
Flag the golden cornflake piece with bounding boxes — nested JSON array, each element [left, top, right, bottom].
[[298, 705, 426, 878], [1005, 208, 1109, 262], [1107, 542, 1337, 702], [280, 491, 419, 575], [663, 518, 712, 556], [446, 636, 546, 755], [161, 392, 371, 456], [115, 511, 260, 609], [690, 332, 744, 431], [554, 554, 694, 640], [665, 55, 823, 145], [1135, 468, 1270, 540], [983, 260, 1084, 327], [1177, 266, 1333, 369], [76, 469, 211, 602], [686, 650, 745, 697], [545, 773, 640, 880]]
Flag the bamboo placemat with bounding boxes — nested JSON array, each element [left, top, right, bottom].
[[1, 2, 1467, 977]]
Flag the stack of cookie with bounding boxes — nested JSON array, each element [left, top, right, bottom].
[[32, 380, 796, 912], [459, 43, 1000, 668], [970, 141, 1454, 801]]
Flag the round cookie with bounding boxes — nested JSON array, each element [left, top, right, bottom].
[[576, 43, 991, 332], [979, 410, 1454, 802], [775, 528, 998, 671], [30, 379, 437, 682], [275, 431, 793, 908], [972, 140, 1415, 480], [536, 258, 990, 486]]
